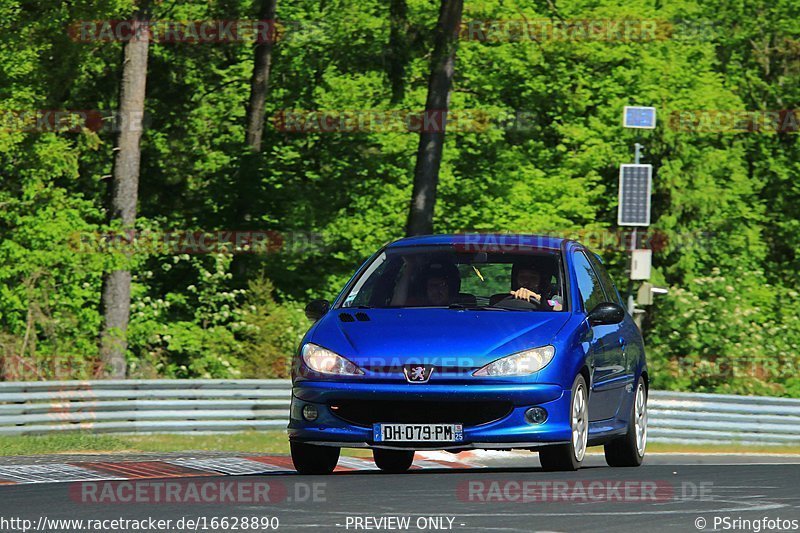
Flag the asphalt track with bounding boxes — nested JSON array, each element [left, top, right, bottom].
[[0, 453, 799, 533]]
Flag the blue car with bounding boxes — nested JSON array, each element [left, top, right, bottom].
[[288, 234, 648, 473]]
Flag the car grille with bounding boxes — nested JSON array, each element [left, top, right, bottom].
[[329, 400, 512, 427]]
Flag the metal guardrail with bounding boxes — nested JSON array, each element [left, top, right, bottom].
[[648, 390, 800, 446], [0, 380, 290, 436], [1, 380, 798, 445]]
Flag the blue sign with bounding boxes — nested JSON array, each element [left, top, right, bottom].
[[624, 106, 657, 129]]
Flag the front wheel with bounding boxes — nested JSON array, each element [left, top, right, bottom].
[[604, 377, 647, 467], [373, 449, 415, 473], [539, 374, 588, 472], [290, 442, 340, 474]]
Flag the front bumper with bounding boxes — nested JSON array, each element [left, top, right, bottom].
[[288, 380, 571, 449]]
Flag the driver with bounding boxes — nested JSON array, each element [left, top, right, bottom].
[[510, 260, 563, 311]]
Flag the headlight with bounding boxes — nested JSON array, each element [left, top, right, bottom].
[[473, 345, 555, 377], [301, 343, 364, 375]]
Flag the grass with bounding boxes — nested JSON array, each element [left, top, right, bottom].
[[0, 431, 374, 457], [0, 433, 130, 456], [0, 432, 798, 457], [645, 442, 800, 455]]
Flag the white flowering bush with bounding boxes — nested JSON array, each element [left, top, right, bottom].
[[126, 254, 307, 379], [646, 267, 800, 397], [127, 254, 245, 378]]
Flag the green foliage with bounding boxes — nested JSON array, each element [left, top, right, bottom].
[[236, 277, 307, 378], [0, 136, 107, 379], [127, 254, 245, 379], [125, 256, 306, 379], [647, 268, 800, 396], [1, 0, 799, 395]]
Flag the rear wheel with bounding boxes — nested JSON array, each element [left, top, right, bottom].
[[290, 442, 340, 474], [539, 374, 588, 472], [373, 449, 415, 473], [604, 377, 647, 467]]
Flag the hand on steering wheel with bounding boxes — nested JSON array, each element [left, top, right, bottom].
[[509, 287, 542, 304]]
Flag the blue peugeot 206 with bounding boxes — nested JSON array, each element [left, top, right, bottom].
[[288, 234, 648, 473]]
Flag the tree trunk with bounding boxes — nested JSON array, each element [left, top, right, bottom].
[[388, 0, 409, 104], [99, 5, 150, 378], [233, 0, 278, 281], [245, 0, 278, 151], [405, 0, 463, 237]]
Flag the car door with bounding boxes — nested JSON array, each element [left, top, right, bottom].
[[572, 250, 624, 421], [587, 251, 638, 394]]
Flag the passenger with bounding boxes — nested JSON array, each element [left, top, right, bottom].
[[423, 262, 460, 306], [398, 261, 461, 307], [425, 275, 451, 306]]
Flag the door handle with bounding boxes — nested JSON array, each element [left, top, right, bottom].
[[619, 337, 627, 351]]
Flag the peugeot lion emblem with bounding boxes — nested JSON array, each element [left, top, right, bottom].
[[403, 364, 433, 383]]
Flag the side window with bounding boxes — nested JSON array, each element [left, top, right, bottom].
[[587, 252, 625, 307], [572, 251, 606, 312]]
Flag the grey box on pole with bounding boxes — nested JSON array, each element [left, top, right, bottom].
[[630, 249, 653, 280], [618, 164, 652, 226]]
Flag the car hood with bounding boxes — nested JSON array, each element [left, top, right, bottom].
[[308, 308, 571, 370]]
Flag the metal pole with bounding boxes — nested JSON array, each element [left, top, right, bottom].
[[627, 231, 636, 315], [627, 143, 643, 316]]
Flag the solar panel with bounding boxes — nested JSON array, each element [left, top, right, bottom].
[[618, 164, 652, 226], [623, 106, 657, 129]]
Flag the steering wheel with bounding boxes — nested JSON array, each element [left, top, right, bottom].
[[492, 295, 545, 310]]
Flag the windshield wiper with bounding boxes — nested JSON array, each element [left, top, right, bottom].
[[447, 303, 508, 311], [486, 305, 533, 311]]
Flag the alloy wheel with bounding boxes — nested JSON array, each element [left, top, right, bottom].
[[634, 383, 648, 456], [572, 382, 588, 461]]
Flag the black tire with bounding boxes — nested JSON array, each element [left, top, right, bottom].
[[290, 441, 340, 474], [539, 374, 589, 472], [373, 449, 415, 473], [604, 376, 647, 467]]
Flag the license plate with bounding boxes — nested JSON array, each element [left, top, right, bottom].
[[373, 423, 463, 442]]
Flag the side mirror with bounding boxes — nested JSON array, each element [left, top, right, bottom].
[[587, 302, 625, 326], [305, 299, 330, 321]]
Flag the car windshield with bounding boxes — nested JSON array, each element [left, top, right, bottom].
[[341, 246, 566, 311]]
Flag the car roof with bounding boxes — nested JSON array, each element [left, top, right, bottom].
[[386, 233, 567, 251]]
